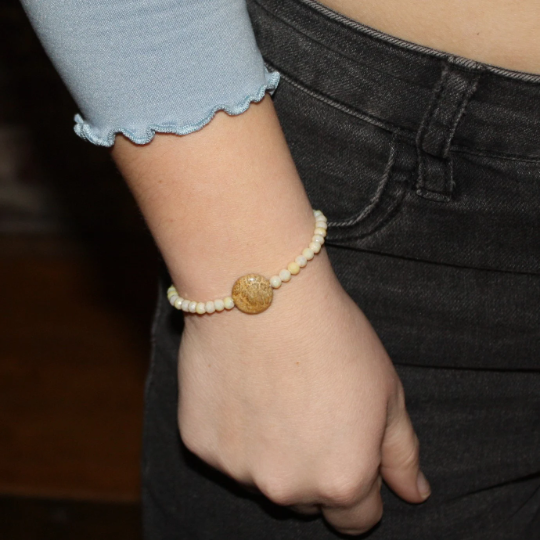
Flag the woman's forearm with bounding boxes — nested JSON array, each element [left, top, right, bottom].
[[112, 95, 323, 302], [113, 91, 426, 536]]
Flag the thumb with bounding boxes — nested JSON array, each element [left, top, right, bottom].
[[380, 386, 431, 503]]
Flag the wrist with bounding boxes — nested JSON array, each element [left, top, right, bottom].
[[182, 246, 341, 335], [167, 205, 323, 302]]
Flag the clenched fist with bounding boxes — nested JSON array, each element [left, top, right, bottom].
[[177, 251, 430, 536]]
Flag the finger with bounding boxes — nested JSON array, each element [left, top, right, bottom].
[[321, 476, 383, 536], [380, 386, 430, 503]]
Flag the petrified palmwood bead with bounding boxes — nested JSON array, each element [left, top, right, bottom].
[[231, 273, 273, 314]]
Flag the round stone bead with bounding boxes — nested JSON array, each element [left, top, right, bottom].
[[214, 299, 225, 312], [279, 269, 291, 282], [295, 255, 307, 267], [314, 228, 327, 237], [231, 274, 273, 314], [270, 275, 282, 289], [314, 210, 323, 218], [181, 299, 190, 312], [288, 262, 300, 275], [312, 234, 325, 244], [310, 242, 322, 254], [223, 297, 235, 310], [315, 221, 328, 229], [303, 247, 314, 260], [174, 297, 184, 310], [188, 301, 197, 313], [196, 302, 206, 315], [205, 301, 215, 314], [169, 294, 179, 306]]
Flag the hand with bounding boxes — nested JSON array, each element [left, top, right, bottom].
[[177, 251, 430, 536]]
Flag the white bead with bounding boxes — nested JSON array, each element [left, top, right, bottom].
[[288, 261, 300, 275], [270, 276, 282, 288], [314, 209, 323, 218], [316, 213, 327, 221], [169, 294, 179, 306], [167, 290, 176, 299], [312, 234, 325, 244], [188, 301, 197, 313], [181, 299, 191, 312], [223, 297, 235, 310], [174, 297, 184, 310], [303, 248, 314, 260], [196, 302, 206, 315], [279, 269, 291, 282], [295, 255, 307, 267], [214, 299, 225, 312], [205, 301, 215, 314], [310, 242, 321, 254], [314, 228, 327, 237], [315, 221, 327, 229]]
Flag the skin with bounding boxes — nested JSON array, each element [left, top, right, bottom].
[[111, 3, 537, 535], [113, 97, 429, 536], [318, 0, 540, 74]]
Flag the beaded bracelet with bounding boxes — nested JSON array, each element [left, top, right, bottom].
[[167, 209, 327, 315]]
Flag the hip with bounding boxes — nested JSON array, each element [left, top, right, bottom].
[[248, 0, 540, 370]]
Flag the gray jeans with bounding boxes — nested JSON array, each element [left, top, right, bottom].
[[142, 0, 540, 537]]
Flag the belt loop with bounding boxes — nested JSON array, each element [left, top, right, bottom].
[[415, 56, 484, 202]]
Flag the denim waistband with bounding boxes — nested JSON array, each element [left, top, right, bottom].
[[251, 0, 540, 160]]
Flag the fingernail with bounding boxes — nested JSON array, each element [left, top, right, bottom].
[[417, 471, 431, 499]]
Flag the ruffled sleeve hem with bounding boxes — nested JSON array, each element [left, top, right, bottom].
[[74, 70, 280, 148]]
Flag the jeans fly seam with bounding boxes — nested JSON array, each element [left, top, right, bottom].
[[422, 62, 451, 154], [442, 67, 483, 159], [416, 62, 450, 194]]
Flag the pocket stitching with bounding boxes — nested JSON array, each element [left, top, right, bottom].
[[328, 130, 398, 228], [326, 133, 409, 241]]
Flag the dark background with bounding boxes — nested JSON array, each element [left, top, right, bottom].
[[1, 1, 159, 537]]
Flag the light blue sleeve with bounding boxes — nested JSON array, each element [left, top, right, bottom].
[[20, 0, 280, 147]]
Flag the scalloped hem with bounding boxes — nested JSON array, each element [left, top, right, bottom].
[[74, 71, 280, 147]]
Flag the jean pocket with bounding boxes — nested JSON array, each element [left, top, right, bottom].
[[272, 76, 411, 241]]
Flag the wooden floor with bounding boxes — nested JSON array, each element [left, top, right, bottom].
[[1, 3, 165, 535], [0, 235, 158, 537]]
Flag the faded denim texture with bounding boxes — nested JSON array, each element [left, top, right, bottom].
[[20, 0, 279, 146], [141, 1, 540, 538]]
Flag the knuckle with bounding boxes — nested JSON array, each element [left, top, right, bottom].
[[371, 501, 384, 525], [178, 416, 215, 464], [178, 413, 251, 482], [363, 504, 384, 532], [333, 503, 384, 536], [318, 475, 363, 507], [256, 476, 299, 506], [180, 428, 247, 480], [179, 428, 208, 460]]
